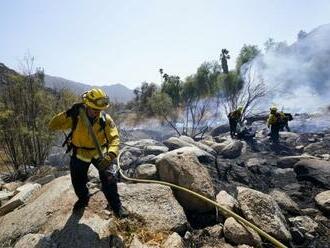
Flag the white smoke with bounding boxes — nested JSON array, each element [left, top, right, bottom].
[[244, 24, 330, 114]]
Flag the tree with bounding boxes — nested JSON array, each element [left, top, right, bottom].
[[220, 65, 268, 118], [236, 44, 261, 72], [264, 38, 288, 53], [218, 71, 244, 114], [160, 72, 183, 107], [220, 49, 230, 74], [132, 82, 158, 116], [0, 57, 56, 178], [148, 92, 181, 136]]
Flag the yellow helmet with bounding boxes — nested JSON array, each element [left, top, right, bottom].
[[270, 106, 277, 114], [82, 88, 110, 110], [237, 106, 243, 113]]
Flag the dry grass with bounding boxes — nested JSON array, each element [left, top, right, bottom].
[[0, 148, 11, 174], [108, 216, 171, 247]]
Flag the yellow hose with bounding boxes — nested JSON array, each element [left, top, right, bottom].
[[116, 150, 288, 248]]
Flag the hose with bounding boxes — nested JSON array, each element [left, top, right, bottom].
[[116, 150, 288, 248]]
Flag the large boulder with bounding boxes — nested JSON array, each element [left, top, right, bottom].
[[124, 139, 161, 149], [0, 176, 72, 246], [304, 142, 330, 156], [237, 187, 292, 242], [314, 190, 330, 213], [118, 183, 188, 232], [220, 140, 243, 159], [143, 145, 169, 156], [156, 149, 215, 212], [277, 155, 316, 168], [179, 136, 216, 156], [163, 137, 193, 150], [294, 159, 330, 188]]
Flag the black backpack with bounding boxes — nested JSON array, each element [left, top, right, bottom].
[[62, 107, 108, 153]]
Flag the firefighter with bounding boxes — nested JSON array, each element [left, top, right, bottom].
[[49, 88, 128, 218], [227, 106, 243, 138], [267, 106, 283, 143]]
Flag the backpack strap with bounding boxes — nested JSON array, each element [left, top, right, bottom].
[[99, 111, 109, 144], [62, 107, 80, 153]]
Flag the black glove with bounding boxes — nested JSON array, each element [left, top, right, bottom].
[[98, 152, 116, 171], [66, 103, 85, 117]]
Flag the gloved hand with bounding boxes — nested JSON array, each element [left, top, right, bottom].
[[98, 152, 116, 171], [66, 103, 85, 117]]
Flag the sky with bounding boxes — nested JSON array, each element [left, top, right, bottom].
[[1, 0, 330, 90]]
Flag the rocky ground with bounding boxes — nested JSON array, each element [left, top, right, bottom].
[[0, 124, 329, 248]]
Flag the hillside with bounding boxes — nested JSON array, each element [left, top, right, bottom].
[[44, 75, 134, 103]]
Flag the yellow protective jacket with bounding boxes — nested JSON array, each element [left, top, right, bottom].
[[48, 111, 120, 162], [267, 112, 285, 127]]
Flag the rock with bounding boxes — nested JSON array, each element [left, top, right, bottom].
[[0, 183, 41, 216], [314, 190, 330, 213], [201, 239, 234, 248], [156, 149, 215, 212], [216, 191, 239, 212], [163, 137, 193, 150], [223, 217, 262, 247], [269, 190, 300, 215], [179, 136, 216, 156], [162, 232, 184, 248], [294, 159, 330, 188], [220, 140, 243, 159], [123, 146, 142, 156], [135, 164, 157, 179], [211, 142, 229, 154], [129, 236, 146, 248], [246, 158, 267, 168], [136, 155, 156, 165], [120, 151, 137, 170], [162, 146, 215, 165], [144, 145, 169, 156], [88, 165, 99, 180], [14, 233, 55, 248], [118, 183, 188, 232], [2, 182, 22, 192], [204, 224, 223, 238], [288, 216, 318, 235], [0, 191, 15, 202], [33, 175, 56, 185], [0, 176, 72, 245], [271, 168, 298, 189], [125, 139, 161, 149], [304, 142, 330, 156], [277, 155, 315, 168], [301, 208, 321, 217], [237, 187, 291, 242]]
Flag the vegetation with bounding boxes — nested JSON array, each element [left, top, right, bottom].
[[0, 57, 77, 179], [129, 44, 268, 137]]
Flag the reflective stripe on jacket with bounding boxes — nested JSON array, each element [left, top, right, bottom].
[[48, 111, 120, 162]]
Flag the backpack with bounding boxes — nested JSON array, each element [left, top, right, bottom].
[[62, 108, 108, 153]]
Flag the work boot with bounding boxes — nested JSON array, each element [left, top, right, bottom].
[[113, 206, 129, 218], [73, 196, 90, 211]]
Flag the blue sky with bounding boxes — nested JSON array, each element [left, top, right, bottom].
[[1, 0, 330, 89]]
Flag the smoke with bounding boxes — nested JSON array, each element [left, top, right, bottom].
[[244, 24, 330, 114]]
